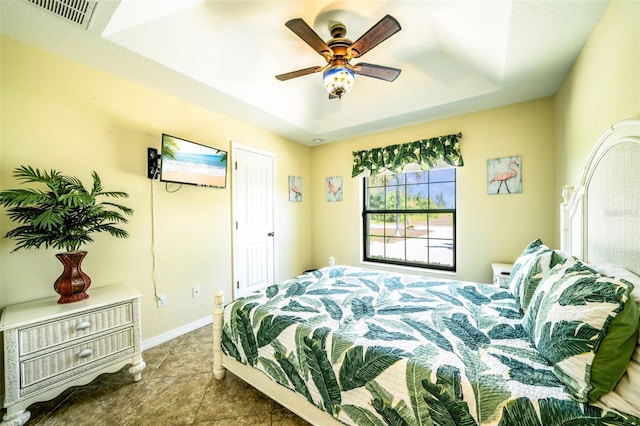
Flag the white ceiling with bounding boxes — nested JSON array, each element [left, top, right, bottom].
[[1, 0, 610, 145]]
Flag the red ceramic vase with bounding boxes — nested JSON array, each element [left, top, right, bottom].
[[54, 251, 91, 303]]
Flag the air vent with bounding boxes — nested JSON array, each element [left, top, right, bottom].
[[26, 0, 98, 29]]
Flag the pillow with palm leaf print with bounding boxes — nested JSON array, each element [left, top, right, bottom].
[[508, 239, 556, 311], [523, 256, 639, 403], [594, 264, 640, 415]]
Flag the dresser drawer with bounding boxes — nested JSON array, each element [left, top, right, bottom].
[[19, 302, 133, 356], [20, 327, 135, 392], [493, 274, 510, 288]]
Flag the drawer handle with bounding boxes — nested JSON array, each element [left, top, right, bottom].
[[78, 349, 93, 358], [76, 321, 91, 331]]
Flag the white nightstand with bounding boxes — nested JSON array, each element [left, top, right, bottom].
[[1, 286, 146, 426], [491, 263, 513, 288]]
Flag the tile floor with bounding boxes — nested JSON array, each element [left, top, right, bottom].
[[16, 325, 311, 425]]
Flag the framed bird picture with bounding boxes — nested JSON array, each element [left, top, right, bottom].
[[289, 176, 302, 202], [326, 176, 343, 202], [487, 156, 522, 195]]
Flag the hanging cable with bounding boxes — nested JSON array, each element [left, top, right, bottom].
[[150, 170, 159, 298]]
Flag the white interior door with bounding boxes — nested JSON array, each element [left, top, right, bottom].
[[232, 143, 276, 298]]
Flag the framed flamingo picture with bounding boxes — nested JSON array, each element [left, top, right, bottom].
[[289, 176, 302, 202], [487, 156, 522, 195], [326, 176, 343, 202]]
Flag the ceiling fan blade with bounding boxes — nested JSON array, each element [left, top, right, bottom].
[[354, 63, 401, 82], [276, 66, 323, 81], [350, 15, 401, 58], [285, 18, 332, 56]]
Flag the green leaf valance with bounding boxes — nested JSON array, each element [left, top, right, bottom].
[[352, 133, 464, 178]]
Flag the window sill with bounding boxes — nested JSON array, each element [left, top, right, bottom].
[[359, 260, 457, 278]]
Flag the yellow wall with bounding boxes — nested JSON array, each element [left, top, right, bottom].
[[0, 36, 312, 340], [554, 0, 640, 226], [310, 98, 556, 283]]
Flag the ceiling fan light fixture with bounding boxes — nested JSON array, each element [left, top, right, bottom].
[[323, 64, 354, 98]]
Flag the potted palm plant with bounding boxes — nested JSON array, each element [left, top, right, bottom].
[[0, 165, 133, 303]]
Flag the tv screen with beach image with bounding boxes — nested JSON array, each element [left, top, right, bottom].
[[160, 134, 227, 188]]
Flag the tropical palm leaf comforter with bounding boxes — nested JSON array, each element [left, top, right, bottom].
[[221, 266, 639, 425]]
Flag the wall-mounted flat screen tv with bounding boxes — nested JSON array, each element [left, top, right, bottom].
[[160, 134, 227, 188]]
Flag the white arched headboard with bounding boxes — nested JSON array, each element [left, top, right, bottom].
[[560, 118, 640, 275]]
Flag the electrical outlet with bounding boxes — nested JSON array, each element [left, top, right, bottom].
[[157, 294, 167, 307], [192, 285, 201, 298]]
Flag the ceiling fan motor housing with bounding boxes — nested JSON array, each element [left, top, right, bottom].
[[327, 39, 352, 61]]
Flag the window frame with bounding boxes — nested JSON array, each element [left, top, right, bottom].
[[361, 169, 457, 272]]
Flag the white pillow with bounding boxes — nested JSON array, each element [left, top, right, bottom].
[[600, 357, 640, 417], [594, 263, 640, 415]]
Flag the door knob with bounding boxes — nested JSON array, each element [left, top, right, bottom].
[[267, 232, 275, 237]]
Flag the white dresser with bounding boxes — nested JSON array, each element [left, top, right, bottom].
[[0, 286, 145, 426]]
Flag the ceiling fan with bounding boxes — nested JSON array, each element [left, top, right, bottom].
[[275, 15, 402, 99]]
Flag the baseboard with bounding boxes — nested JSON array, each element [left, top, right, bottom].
[[141, 315, 213, 350]]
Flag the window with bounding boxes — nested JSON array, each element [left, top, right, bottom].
[[362, 168, 456, 271]]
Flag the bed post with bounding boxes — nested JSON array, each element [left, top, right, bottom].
[[560, 185, 573, 253], [213, 290, 226, 380]]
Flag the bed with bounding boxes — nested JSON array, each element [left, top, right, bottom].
[[213, 118, 640, 425]]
